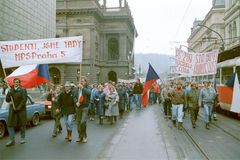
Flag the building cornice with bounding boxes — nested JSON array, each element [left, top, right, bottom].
[[57, 8, 136, 35], [224, 2, 240, 20], [188, 8, 224, 42]]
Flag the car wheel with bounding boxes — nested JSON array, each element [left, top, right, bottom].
[[0, 121, 6, 138], [31, 113, 40, 126]]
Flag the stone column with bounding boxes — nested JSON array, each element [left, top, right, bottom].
[[89, 28, 95, 83], [103, 0, 106, 8], [119, 34, 127, 61]]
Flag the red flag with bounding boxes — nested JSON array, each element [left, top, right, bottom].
[[6, 64, 50, 88], [142, 64, 159, 107]]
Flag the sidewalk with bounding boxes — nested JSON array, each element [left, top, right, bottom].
[[102, 105, 178, 160]]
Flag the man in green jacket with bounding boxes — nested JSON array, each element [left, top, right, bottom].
[[185, 82, 200, 128]]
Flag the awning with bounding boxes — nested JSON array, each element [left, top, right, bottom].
[[217, 57, 240, 68], [218, 44, 240, 62]]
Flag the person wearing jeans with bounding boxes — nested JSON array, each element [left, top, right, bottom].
[[199, 80, 216, 129], [5, 78, 28, 147], [58, 81, 75, 141], [169, 82, 185, 130], [171, 104, 184, 127], [133, 78, 143, 109]]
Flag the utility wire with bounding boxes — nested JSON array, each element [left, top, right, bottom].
[[173, 0, 193, 40]]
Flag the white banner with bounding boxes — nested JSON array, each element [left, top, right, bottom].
[[0, 36, 83, 68], [175, 48, 218, 76]]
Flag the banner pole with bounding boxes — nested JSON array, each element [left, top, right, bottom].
[[2, 68, 16, 111], [79, 63, 82, 83]]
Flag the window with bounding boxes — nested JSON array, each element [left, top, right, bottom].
[[108, 38, 119, 60]]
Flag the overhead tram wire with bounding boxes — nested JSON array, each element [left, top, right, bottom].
[[173, 0, 193, 40]]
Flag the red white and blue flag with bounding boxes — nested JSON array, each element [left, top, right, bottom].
[[6, 64, 50, 88], [142, 63, 159, 106]]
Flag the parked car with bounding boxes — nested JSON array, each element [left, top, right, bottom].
[[0, 95, 45, 138], [36, 93, 52, 117]]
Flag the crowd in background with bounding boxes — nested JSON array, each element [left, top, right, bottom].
[[3, 75, 220, 147], [45, 77, 219, 138]]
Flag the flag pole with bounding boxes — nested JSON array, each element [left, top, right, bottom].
[[2, 68, 16, 110]]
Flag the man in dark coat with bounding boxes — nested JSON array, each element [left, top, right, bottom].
[[5, 78, 27, 147], [133, 78, 143, 109], [58, 81, 75, 141], [47, 85, 62, 137]]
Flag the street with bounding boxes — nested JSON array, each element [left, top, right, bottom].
[[1, 104, 240, 160]]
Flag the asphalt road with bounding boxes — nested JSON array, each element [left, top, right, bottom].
[[0, 114, 129, 160], [1, 104, 240, 160]]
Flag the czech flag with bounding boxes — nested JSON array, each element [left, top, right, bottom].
[[142, 63, 159, 107], [6, 64, 50, 88]]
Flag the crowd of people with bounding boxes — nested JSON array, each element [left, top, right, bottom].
[[3, 76, 219, 147], [161, 80, 218, 130]]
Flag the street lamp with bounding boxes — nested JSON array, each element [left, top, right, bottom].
[[197, 24, 224, 51], [197, 24, 224, 83]]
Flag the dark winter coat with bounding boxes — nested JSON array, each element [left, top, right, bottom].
[[47, 92, 61, 118], [117, 88, 127, 111], [133, 82, 143, 94], [6, 87, 27, 127], [58, 90, 75, 115], [73, 86, 92, 108], [93, 91, 106, 116]]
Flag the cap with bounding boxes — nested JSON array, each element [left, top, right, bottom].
[[64, 81, 71, 87]]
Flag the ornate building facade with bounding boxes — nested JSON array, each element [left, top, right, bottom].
[[187, 0, 240, 84], [217, 0, 240, 84], [187, 0, 225, 82], [53, 0, 137, 84], [224, 0, 239, 50], [187, 0, 225, 53]]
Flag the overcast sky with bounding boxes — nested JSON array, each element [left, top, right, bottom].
[[106, 0, 213, 55]]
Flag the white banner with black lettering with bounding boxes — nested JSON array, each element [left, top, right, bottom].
[[0, 36, 83, 68]]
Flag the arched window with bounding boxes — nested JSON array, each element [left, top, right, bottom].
[[108, 38, 119, 60], [49, 67, 61, 84]]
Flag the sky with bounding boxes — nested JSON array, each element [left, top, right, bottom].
[[106, 0, 213, 55]]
